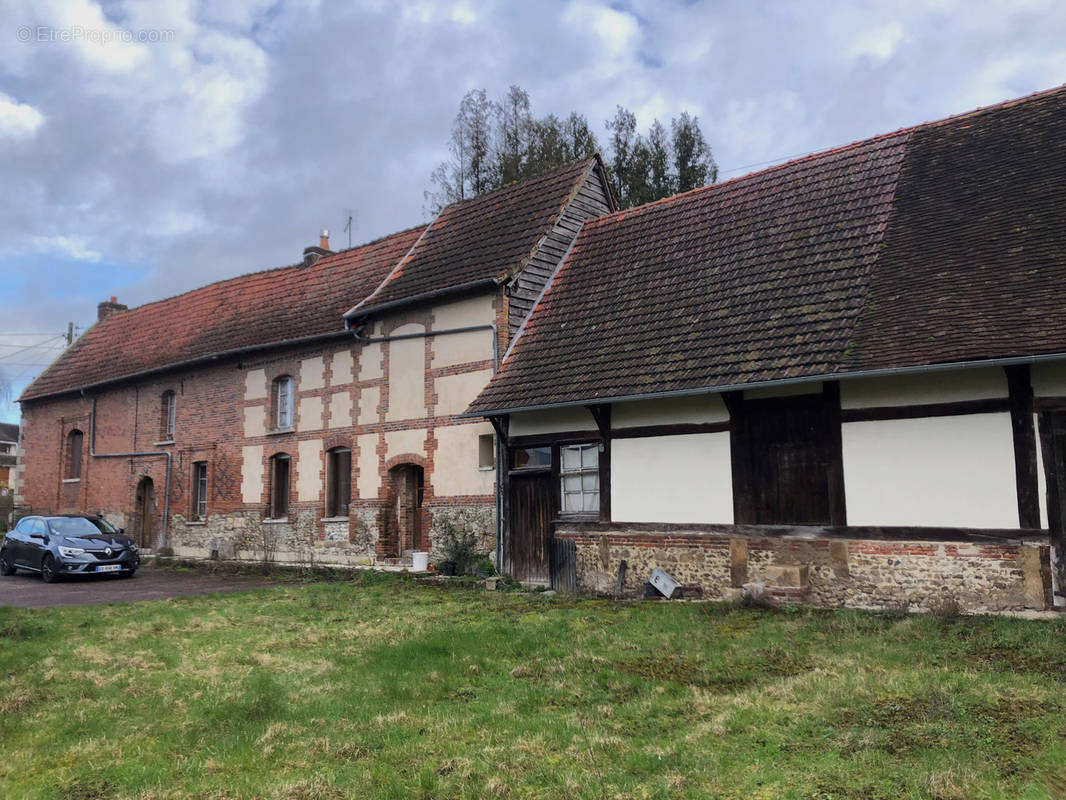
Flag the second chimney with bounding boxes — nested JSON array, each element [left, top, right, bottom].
[[97, 296, 128, 322], [303, 228, 333, 267]]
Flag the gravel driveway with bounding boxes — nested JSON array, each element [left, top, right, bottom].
[[0, 565, 289, 609]]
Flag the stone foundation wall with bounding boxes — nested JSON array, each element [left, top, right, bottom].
[[162, 502, 494, 568], [556, 525, 1053, 613]]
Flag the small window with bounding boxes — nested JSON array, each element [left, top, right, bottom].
[[67, 430, 84, 479], [326, 447, 351, 518], [478, 434, 495, 470], [560, 443, 599, 515], [161, 391, 176, 439], [274, 376, 294, 429], [512, 446, 550, 470], [270, 453, 291, 518], [192, 462, 208, 521]]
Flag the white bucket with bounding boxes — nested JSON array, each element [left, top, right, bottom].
[[411, 551, 429, 572]]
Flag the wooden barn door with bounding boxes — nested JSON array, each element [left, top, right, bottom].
[[508, 470, 553, 584]]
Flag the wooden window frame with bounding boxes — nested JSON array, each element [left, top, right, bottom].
[[559, 442, 601, 517], [269, 453, 291, 518], [66, 429, 84, 480], [325, 447, 351, 518]]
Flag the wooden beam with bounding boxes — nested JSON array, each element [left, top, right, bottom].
[[585, 404, 611, 440], [1006, 366, 1041, 529], [610, 421, 731, 439], [824, 382, 847, 527], [488, 415, 509, 448], [841, 397, 1010, 423]]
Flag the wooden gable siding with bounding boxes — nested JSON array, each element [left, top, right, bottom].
[[507, 163, 613, 337]]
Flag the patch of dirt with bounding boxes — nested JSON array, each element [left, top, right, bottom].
[[615, 646, 812, 693]]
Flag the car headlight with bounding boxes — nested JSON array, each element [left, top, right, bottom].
[[57, 546, 86, 558]]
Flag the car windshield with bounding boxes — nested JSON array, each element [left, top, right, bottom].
[[48, 517, 107, 538]]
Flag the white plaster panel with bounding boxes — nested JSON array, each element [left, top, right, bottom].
[[612, 395, 729, 428], [842, 413, 1018, 528], [433, 423, 495, 496], [435, 369, 493, 417], [1032, 361, 1066, 398], [241, 445, 264, 505], [611, 433, 733, 524], [840, 368, 1007, 409], [358, 342, 383, 381], [332, 349, 354, 385], [357, 434, 379, 499], [432, 330, 493, 369], [433, 294, 495, 329], [244, 369, 267, 401], [744, 382, 823, 400], [385, 428, 426, 461], [509, 408, 598, 436], [1036, 412, 1049, 529], [328, 391, 352, 430], [296, 396, 323, 432], [296, 439, 322, 502], [386, 325, 426, 421], [243, 405, 266, 438], [358, 386, 380, 426], [300, 357, 325, 391]]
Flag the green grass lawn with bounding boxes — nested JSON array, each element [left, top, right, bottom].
[[1, 572, 1065, 800]]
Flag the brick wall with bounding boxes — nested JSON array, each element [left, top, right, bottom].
[[555, 524, 1053, 613], [19, 291, 504, 565]]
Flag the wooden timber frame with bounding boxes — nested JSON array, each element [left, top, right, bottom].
[[492, 368, 1060, 587]]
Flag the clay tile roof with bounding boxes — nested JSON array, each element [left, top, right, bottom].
[[345, 156, 598, 318], [468, 85, 1066, 414], [20, 228, 422, 401], [0, 422, 17, 443]]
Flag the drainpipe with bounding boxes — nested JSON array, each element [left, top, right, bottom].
[[82, 391, 172, 550], [347, 321, 501, 565]]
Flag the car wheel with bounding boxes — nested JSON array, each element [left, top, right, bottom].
[[0, 549, 15, 576], [41, 555, 59, 583]]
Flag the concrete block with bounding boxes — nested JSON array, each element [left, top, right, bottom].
[[762, 564, 809, 588]]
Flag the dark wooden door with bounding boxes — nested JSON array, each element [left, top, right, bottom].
[[741, 398, 831, 525], [509, 470, 553, 584], [135, 477, 154, 549], [1039, 411, 1066, 596]]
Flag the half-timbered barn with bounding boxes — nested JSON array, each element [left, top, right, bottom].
[[466, 87, 1066, 612], [17, 157, 615, 565]]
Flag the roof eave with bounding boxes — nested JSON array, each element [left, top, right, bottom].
[[461, 351, 1066, 418]]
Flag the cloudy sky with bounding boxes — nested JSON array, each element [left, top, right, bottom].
[[0, 0, 1064, 423]]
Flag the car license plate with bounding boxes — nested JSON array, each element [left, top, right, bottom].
[[96, 564, 122, 573]]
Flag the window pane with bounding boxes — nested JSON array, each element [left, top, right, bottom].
[[562, 493, 583, 513], [561, 446, 582, 471], [581, 445, 598, 469], [581, 472, 598, 491], [563, 474, 582, 492], [583, 492, 600, 513], [513, 447, 550, 469]]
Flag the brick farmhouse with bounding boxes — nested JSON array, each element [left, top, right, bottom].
[[17, 86, 1066, 612]]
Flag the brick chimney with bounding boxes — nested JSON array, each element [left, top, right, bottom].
[[302, 228, 333, 267], [97, 296, 128, 322]]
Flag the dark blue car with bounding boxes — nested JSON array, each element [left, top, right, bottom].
[[0, 515, 139, 582]]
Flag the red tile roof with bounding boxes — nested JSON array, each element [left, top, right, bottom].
[[469, 85, 1066, 414], [21, 156, 600, 402], [345, 157, 598, 318], [21, 228, 421, 401]]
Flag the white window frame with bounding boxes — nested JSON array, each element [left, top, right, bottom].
[[163, 391, 176, 439], [275, 376, 294, 429], [192, 461, 208, 521], [560, 443, 600, 515]]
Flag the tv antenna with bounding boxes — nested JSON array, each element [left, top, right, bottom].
[[342, 208, 356, 249]]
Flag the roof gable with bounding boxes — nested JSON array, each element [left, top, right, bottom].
[[345, 157, 599, 318]]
